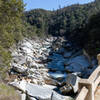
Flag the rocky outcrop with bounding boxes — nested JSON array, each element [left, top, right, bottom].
[[10, 37, 55, 85], [11, 63, 28, 74], [9, 36, 97, 99], [10, 80, 73, 100], [60, 74, 81, 94]]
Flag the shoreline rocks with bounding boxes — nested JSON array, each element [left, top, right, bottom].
[[60, 74, 81, 94], [9, 36, 97, 99], [10, 80, 73, 100]]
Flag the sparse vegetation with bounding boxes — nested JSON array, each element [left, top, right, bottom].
[[0, 83, 21, 100]]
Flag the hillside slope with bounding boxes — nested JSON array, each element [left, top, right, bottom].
[[24, 0, 100, 56]]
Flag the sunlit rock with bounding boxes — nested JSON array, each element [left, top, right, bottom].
[[60, 74, 81, 94], [10, 81, 72, 100]]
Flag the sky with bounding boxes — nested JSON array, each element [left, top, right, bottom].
[[23, 0, 95, 11]]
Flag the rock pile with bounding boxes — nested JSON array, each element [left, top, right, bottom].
[[9, 36, 97, 100], [10, 37, 57, 85], [10, 80, 73, 100]]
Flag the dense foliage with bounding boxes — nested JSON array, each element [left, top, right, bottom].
[[84, 12, 100, 56], [24, 9, 53, 37], [0, 0, 24, 78], [24, 0, 100, 56], [25, 0, 100, 37]]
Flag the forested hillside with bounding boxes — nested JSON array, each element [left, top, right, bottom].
[[25, 0, 100, 36], [24, 0, 100, 56]]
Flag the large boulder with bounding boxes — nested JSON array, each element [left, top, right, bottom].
[[11, 63, 28, 74], [65, 55, 90, 73], [29, 97, 37, 100], [60, 74, 81, 94], [52, 91, 73, 100], [10, 81, 52, 100], [10, 81, 72, 100], [65, 63, 83, 73]]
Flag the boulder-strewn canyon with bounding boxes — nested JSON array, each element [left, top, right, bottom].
[[0, 0, 100, 100], [9, 36, 97, 100]]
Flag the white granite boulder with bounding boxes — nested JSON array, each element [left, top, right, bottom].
[[10, 81, 72, 100], [11, 63, 28, 74]]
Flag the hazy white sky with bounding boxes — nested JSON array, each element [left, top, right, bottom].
[[23, 0, 95, 11]]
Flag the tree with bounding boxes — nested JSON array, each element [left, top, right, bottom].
[[0, 0, 24, 45], [0, 0, 24, 79]]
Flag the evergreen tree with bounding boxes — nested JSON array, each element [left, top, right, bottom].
[[0, 0, 24, 78]]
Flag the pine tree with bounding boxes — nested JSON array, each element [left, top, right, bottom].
[[0, 0, 24, 79]]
